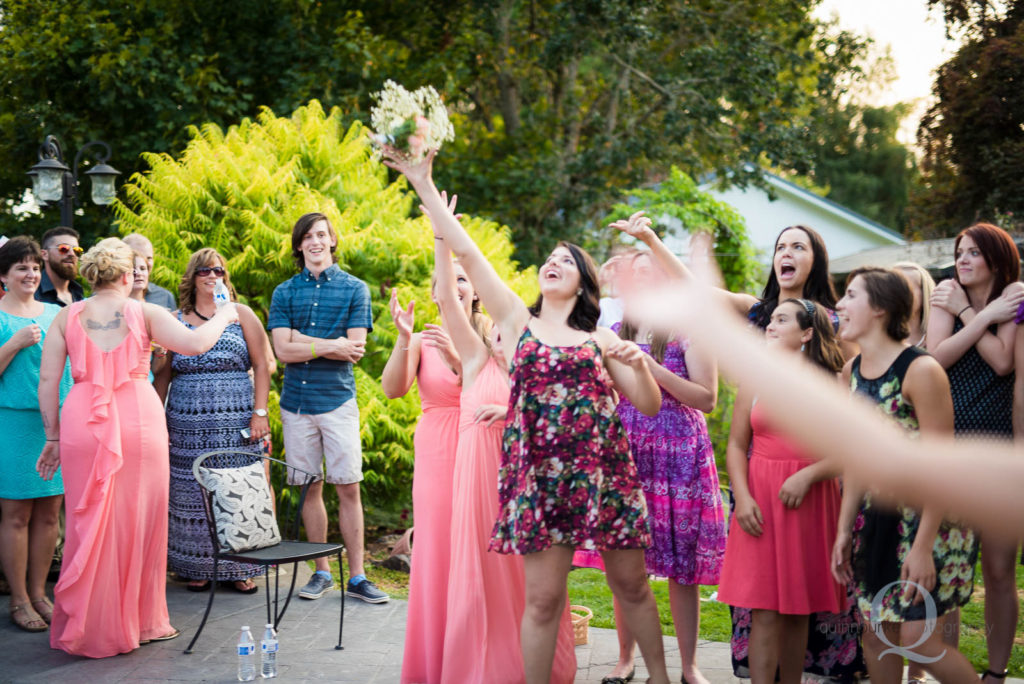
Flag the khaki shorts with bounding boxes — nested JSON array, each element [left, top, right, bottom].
[[281, 400, 363, 485]]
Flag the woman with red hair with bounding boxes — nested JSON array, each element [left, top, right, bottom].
[[927, 222, 1024, 683]]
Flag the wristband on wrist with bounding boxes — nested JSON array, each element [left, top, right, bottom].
[[46, 438, 59, 442], [311, 342, 317, 359], [957, 305, 972, 318]]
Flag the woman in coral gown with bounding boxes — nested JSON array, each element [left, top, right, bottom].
[[383, 275, 472, 684], [37, 238, 238, 658], [429, 199, 576, 684]]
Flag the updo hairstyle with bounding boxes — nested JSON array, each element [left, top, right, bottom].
[[80, 238, 134, 287]]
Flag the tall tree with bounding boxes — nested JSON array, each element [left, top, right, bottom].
[[912, 1, 1024, 235], [0, 0, 392, 243], [355, 0, 868, 262]]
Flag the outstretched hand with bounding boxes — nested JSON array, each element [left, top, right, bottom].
[[381, 145, 437, 189], [420, 190, 462, 225], [389, 288, 415, 338], [609, 210, 655, 242]]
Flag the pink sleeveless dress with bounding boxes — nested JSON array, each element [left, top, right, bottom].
[[401, 343, 461, 684], [51, 299, 174, 657], [441, 358, 577, 684]]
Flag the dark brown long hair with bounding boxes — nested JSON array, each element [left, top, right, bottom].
[[846, 267, 912, 341], [953, 223, 1020, 303], [528, 242, 601, 332], [753, 225, 837, 329], [779, 298, 844, 373], [291, 212, 338, 269]]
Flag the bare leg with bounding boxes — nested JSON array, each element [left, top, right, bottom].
[[522, 546, 574, 684], [300, 480, 332, 573], [901, 619, 978, 683], [26, 496, 62, 601], [981, 537, 1019, 680], [907, 610, 961, 682], [602, 549, 669, 684], [862, 621, 904, 684], [607, 597, 637, 679], [0, 498, 34, 606], [777, 614, 810, 684], [749, 609, 781, 684], [670, 582, 708, 684], [335, 482, 365, 578]]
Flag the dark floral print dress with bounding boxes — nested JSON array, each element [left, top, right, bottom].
[[849, 346, 978, 622], [489, 326, 651, 555]]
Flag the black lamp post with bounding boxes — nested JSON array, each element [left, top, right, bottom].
[[27, 135, 121, 229]]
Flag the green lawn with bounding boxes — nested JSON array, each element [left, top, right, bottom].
[[566, 561, 1024, 676], [319, 542, 1024, 676]]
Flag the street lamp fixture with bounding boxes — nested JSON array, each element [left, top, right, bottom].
[[27, 135, 121, 228]]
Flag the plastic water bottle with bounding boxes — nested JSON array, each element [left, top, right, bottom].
[[260, 623, 278, 679], [213, 278, 231, 308], [237, 626, 257, 681]]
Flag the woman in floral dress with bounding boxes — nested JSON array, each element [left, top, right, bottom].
[[386, 148, 671, 684], [834, 267, 978, 683], [576, 219, 726, 684]]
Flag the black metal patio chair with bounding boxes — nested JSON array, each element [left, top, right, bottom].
[[183, 450, 344, 654]]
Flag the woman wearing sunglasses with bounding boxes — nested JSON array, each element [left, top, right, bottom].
[[154, 248, 273, 593]]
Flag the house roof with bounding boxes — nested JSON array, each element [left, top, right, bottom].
[[829, 238, 957, 275], [761, 172, 905, 244]]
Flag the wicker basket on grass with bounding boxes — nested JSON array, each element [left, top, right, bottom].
[[570, 605, 593, 646]]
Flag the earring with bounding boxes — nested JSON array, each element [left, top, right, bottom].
[[576, 288, 583, 296], [800, 343, 806, 352]]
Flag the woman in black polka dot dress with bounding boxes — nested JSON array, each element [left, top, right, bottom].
[[926, 222, 1024, 684]]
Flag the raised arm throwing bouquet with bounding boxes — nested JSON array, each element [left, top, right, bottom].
[[369, 80, 455, 162]]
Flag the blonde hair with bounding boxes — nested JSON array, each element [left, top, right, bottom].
[[80, 238, 133, 287], [893, 261, 935, 333], [179, 248, 236, 314]]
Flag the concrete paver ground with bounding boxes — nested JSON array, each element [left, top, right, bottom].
[[2, 563, 1018, 682]]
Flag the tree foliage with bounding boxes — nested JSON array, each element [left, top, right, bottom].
[[912, 1, 1024, 235], [0, 0, 390, 243], [114, 100, 537, 515], [601, 166, 760, 479], [1, 0, 868, 265]]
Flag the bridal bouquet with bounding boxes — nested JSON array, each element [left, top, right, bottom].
[[369, 80, 455, 162]]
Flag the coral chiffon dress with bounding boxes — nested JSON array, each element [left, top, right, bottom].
[[401, 343, 462, 684], [50, 300, 174, 657], [442, 357, 576, 683]]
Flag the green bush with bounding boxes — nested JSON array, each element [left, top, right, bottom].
[[114, 100, 536, 529]]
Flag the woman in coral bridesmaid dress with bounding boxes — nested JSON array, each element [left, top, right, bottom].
[[37, 238, 238, 658], [383, 284, 465, 684], [427, 214, 576, 684]]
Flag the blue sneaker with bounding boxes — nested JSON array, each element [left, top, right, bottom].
[[345, 578, 389, 604], [298, 573, 334, 599]]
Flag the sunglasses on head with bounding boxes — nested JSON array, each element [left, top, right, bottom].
[[195, 266, 226, 278], [53, 244, 83, 256]]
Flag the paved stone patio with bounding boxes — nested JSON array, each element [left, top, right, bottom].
[[2, 564, 1018, 682]]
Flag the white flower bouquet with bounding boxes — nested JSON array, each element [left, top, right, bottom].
[[369, 80, 455, 161]]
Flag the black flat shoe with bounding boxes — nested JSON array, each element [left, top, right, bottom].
[[186, 581, 211, 592], [221, 579, 259, 594], [601, 667, 635, 684]]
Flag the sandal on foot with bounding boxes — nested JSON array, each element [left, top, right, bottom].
[[30, 597, 53, 624], [186, 580, 211, 592], [140, 628, 180, 645], [10, 603, 47, 632], [221, 579, 259, 594], [983, 670, 1008, 682], [601, 668, 635, 684]]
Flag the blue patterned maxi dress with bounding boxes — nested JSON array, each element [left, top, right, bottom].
[[166, 318, 263, 581]]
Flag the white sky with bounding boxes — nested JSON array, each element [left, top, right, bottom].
[[813, 0, 962, 144]]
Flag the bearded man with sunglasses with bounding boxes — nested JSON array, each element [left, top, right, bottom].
[[35, 227, 84, 307]]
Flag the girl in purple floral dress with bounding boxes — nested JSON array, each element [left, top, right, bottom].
[[576, 235, 727, 684], [386, 147, 672, 684]]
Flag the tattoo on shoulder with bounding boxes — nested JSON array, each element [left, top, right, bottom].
[[85, 311, 123, 330]]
